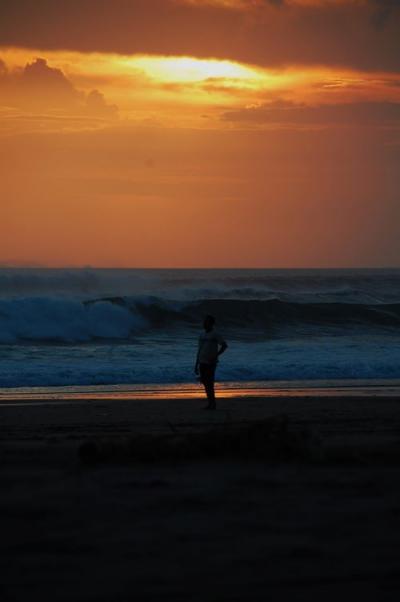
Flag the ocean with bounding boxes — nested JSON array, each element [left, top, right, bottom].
[[1, 267, 400, 390]]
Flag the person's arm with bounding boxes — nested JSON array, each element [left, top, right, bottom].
[[217, 336, 228, 357], [195, 340, 201, 374]]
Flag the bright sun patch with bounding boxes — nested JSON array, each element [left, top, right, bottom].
[[125, 55, 265, 84]]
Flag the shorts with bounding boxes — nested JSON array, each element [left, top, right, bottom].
[[199, 362, 216, 385]]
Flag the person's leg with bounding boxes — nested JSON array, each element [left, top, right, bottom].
[[202, 364, 216, 408], [204, 379, 215, 405]]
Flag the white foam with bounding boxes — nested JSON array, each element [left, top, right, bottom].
[[1, 334, 400, 388], [0, 297, 145, 343]]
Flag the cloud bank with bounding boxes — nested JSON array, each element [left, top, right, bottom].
[[222, 99, 400, 126], [0, 0, 400, 71]]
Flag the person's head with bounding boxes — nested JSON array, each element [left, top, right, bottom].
[[203, 314, 215, 332]]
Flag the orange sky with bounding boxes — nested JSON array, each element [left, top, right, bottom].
[[1, 0, 400, 267]]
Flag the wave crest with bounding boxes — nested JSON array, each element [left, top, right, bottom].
[[1, 294, 400, 344]]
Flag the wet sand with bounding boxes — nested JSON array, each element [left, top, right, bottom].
[[1, 393, 400, 601]]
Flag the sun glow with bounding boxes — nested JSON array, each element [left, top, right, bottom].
[[129, 55, 264, 83]]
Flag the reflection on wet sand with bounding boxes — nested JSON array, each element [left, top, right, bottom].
[[1, 379, 400, 405]]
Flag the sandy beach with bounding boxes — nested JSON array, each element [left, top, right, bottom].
[[1, 390, 400, 601]]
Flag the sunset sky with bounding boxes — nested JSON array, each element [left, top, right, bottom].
[[1, 0, 400, 267]]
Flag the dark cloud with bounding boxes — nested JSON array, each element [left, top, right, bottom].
[[222, 99, 400, 126], [0, 0, 400, 71], [0, 57, 117, 118], [20, 57, 82, 109], [370, 0, 400, 28], [85, 89, 118, 119]]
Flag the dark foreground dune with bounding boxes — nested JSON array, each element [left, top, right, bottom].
[[1, 393, 400, 601]]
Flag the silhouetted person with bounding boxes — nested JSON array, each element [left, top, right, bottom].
[[195, 315, 228, 410]]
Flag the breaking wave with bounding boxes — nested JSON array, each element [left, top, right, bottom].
[[1, 294, 400, 344], [0, 297, 145, 343]]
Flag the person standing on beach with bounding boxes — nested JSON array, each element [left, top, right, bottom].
[[195, 315, 228, 410]]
